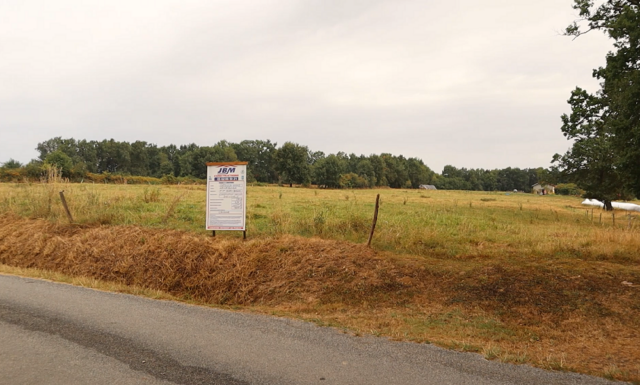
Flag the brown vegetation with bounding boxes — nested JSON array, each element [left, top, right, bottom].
[[1, 213, 638, 381]]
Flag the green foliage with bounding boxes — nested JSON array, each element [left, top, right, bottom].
[[314, 154, 347, 188], [44, 150, 73, 177], [276, 142, 311, 187], [0, 167, 23, 182], [381, 154, 409, 188], [232, 140, 278, 183], [339, 173, 369, 189], [406, 157, 435, 188], [555, 0, 640, 207], [1, 159, 23, 169], [436, 166, 538, 192], [24, 160, 44, 178], [355, 159, 377, 187], [23, 136, 557, 191], [555, 183, 584, 196]]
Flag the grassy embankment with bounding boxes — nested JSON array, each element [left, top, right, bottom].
[[0, 178, 639, 382]]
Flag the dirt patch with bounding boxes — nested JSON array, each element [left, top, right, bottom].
[[448, 265, 639, 326]]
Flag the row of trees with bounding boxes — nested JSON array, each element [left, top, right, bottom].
[[432, 165, 558, 193], [1, 137, 558, 190], [3, 137, 438, 189]]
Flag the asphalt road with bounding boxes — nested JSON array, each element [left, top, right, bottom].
[[0, 274, 622, 385]]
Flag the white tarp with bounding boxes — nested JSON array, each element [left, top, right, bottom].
[[581, 199, 640, 212]]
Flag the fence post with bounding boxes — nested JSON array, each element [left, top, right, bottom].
[[367, 194, 380, 247], [59, 190, 73, 223]]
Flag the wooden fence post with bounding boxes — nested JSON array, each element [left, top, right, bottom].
[[367, 194, 380, 247], [59, 190, 73, 223]]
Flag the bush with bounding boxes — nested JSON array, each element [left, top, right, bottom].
[[0, 168, 24, 182], [339, 173, 369, 189], [555, 183, 584, 196], [161, 174, 177, 184]]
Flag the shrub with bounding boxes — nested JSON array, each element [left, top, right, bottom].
[[339, 173, 369, 189], [555, 183, 584, 196]]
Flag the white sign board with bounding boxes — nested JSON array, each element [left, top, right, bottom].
[[206, 163, 247, 231]]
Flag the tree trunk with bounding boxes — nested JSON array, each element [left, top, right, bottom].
[[603, 200, 613, 211], [289, 183, 293, 188]]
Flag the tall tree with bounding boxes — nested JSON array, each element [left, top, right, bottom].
[[368, 155, 387, 187], [406, 158, 434, 188], [381, 154, 409, 188], [276, 142, 311, 187], [554, 0, 640, 208], [44, 150, 73, 177], [313, 154, 347, 188], [355, 159, 377, 187], [129, 141, 150, 176], [233, 140, 278, 183]]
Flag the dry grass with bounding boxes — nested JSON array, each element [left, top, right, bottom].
[[2, 182, 640, 262], [0, 213, 639, 382]]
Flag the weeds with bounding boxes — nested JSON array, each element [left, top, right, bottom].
[[162, 193, 184, 224], [482, 345, 502, 360], [143, 187, 161, 203]]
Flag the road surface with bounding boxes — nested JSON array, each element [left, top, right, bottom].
[[0, 274, 621, 385]]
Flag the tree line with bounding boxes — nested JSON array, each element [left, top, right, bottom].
[[0, 137, 562, 192], [433, 165, 559, 193]]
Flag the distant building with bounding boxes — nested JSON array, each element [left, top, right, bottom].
[[419, 185, 437, 190], [532, 183, 555, 195]]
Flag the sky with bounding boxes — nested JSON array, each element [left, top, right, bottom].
[[0, 0, 614, 173]]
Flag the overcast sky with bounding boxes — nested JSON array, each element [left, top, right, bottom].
[[0, 0, 613, 173]]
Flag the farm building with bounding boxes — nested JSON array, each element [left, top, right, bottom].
[[419, 185, 437, 190], [532, 183, 555, 195]]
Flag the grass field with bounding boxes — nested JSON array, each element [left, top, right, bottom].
[[1, 179, 639, 382]]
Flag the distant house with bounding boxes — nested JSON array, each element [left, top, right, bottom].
[[532, 183, 555, 195], [419, 185, 437, 190]]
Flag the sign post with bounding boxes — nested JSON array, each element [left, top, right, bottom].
[[205, 162, 248, 238]]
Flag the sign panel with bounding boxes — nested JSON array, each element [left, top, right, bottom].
[[206, 163, 247, 231]]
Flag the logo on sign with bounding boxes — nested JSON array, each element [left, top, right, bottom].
[[218, 167, 236, 174]]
